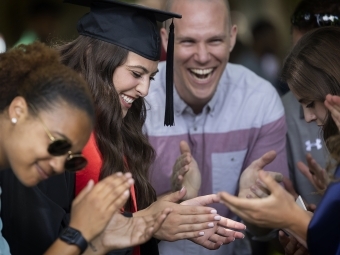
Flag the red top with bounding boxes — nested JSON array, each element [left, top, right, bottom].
[[76, 133, 140, 255]]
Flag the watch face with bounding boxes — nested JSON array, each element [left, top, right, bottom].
[[61, 227, 80, 242], [60, 227, 88, 253]]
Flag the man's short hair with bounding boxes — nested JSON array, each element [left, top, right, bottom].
[[163, 0, 232, 30]]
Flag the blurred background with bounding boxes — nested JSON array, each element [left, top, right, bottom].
[[0, 0, 301, 52], [0, 0, 302, 94]]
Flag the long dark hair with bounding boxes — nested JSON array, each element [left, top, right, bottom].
[[0, 42, 94, 121], [281, 27, 340, 142], [57, 36, 156, 210]]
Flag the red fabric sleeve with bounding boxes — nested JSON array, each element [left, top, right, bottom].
[[75, 133, 102, 196], [75, 132, 141, 255]]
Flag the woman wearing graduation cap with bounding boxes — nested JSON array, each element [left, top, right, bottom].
[[0, 1, 246, 255], [61, 0, 246, 253], [61, 0, 246, 252]]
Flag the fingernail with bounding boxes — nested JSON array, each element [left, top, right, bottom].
[[124, 172, 132, 178], [214, 215, 221, 221], [116, 172, 123, 176], [123, 190, 130, 197], [180, 186, 185, 192], [242, 234, 245, 239], [128, 179, 135, 185], [210, 209, 217, 214], [208, 222, 214, 227], [199, 232, 204, 236]]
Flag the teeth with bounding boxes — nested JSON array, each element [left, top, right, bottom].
[[190, 68, 213, 75], [121, 94, 134, 104]]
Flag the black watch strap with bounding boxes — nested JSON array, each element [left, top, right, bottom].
[[59, 226, 88, 253]]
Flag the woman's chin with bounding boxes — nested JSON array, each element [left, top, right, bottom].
[[14, 171, 39, 187]]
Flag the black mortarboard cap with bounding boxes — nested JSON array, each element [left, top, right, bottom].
[[64, 0, 181, 126]]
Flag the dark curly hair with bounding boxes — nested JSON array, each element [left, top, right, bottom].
[[56, 36, 156, 210], [0, 42, 95, 122]]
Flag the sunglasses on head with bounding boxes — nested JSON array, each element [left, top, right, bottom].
[[30, 105, 88, 172], [291, 12, 340, 28]]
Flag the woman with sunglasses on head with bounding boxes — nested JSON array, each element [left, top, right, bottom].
[[0, 42, 137, 255], [219, 26, 340, 255]]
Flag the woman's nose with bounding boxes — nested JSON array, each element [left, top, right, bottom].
[[136, 80, 150, 98], [49, 155, 67, 174], [303, 108, 317, 123]]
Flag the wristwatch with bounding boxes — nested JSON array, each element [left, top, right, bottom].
[[59, 226, 88, 253]]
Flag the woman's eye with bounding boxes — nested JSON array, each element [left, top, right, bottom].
[[132, 71, 141, 78], [306, 101, 315, 108]]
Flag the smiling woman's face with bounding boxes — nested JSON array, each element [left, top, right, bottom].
[[112, 51, 158, 118], [3, 99, 92, 187]]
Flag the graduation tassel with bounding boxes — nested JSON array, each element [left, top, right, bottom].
[[164, 19, 175, 126]]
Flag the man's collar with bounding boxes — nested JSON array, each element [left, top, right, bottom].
[[173, 81, 223, 117], [174, 87, 188, 116]]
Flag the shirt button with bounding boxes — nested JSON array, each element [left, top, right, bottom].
[[194, 127, 197, 131]]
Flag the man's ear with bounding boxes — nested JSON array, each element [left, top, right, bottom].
[[160, 27, 169, 53], [229, 25, 238, 52], [8, 96, 29, 122]]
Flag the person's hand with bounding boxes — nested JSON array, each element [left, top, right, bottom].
[[218, 170, 311, 230], [69, 172, 133, 241], [279, 231, 309, 255], [281, 177, 317, 212], [238, 151, 284, 198], [86, 208, 172, 253], [171, 141, 201, 200], [282, 177, 299, 200], [135, 188, 221, 242], [181, 195, 246, 250], [297, 154, 329, 193], [324, 94, 340, 131]]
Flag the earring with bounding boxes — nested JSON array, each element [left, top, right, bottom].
[[11, 118, 17, 124]]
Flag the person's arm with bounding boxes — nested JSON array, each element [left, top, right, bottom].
[[219, 170, 312, 245], [181, 194, 246, 250], [297, 154, 329, 193], [44, 173, 133, 255], [81, 209, 171, 255], [239, 89, 289, 237], [135, 189, 246, 250], [324, 94, 340, 132], [171, 141, 201, 200], [237, 150, 285, 237], [44, 239, 82, 255], [278, 230, 309, 255], [134, 188, 220, 242]]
